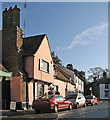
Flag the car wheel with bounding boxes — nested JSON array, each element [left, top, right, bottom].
[[69, 104, 72, 110], [75, 103, 79, 109], [83, 103, 86, 107], [95, 102, 98, 105], [54, 105, 58, 113], [35, 109, 40, 114]]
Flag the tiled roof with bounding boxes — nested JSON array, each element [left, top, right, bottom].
[[98, 77, 110, 84], [58, 65, 74, 78], [23, 34, 46, 55], [54, 64, 75, 85], [54, 64, 71, 79]]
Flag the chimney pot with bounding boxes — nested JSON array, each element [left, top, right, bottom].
[[10, 7, 13, 9], [15, 5, 18, 8], [5, 8, 8, 11]]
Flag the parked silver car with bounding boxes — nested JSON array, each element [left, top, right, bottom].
[[65, 93, 86, 109]]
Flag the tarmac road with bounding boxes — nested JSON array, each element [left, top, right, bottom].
[[1, 100, 110, 120]]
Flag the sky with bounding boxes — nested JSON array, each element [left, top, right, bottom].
[[1, 2, 108, 77]]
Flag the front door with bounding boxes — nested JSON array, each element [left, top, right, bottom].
[[35, 82, 44, 99], [2, 77, 10, 110]]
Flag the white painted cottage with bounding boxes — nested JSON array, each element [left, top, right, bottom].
[[99, 74, 110, 99]]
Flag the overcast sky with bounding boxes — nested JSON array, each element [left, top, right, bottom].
[[2, 2, 108, 77]]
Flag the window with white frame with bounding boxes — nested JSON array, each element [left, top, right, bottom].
[[39, 59, 50, 73], [54, 68, 57, 77], [105, 84, 109, 89], [75, 77, 77, 83], [105, 91, 109, 98], [78, 79, 80, 85]]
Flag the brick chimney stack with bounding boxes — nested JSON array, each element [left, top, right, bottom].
[[2, 5, 20, 29]]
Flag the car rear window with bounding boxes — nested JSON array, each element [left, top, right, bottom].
[[39, 95, 53, 99], [66, 94, 77, 99]]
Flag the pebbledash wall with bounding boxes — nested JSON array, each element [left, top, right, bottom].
[[53, 79, 75, 97], [34, 35, 54, 84], [24, 35, 54, 106]]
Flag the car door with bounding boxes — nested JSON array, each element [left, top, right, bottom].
[[59, 96, 69, 109], [61, 96, 69, 108], [56, 96, 63, 109], [77, 94, 82, 107], [81, 94, 86, 106], [78, 94, 84, 107], [55, 95, 60, 109]]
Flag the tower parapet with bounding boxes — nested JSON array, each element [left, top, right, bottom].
[[2, 5, 20, 29]]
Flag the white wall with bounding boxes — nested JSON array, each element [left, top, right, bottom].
[[100, 84, 105, 99], [74, 74, 84, 93], [100, 84, 110, 99]]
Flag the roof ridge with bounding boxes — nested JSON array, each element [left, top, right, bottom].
[[24, 34, 46, 39], [58, 64, 74, 76]]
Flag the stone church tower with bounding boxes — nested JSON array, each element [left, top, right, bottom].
[[2, 5, 27, 109]]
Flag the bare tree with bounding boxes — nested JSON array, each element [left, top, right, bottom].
[[87, 67, 104, 82]]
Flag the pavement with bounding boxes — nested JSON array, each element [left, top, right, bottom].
[[1, 109, 35, 116], [1, 109, 58, 120]]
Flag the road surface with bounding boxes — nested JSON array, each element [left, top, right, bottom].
[[1, 100, 110, 120]]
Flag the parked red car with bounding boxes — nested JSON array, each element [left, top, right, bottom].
[[85, 95, 98, 106], [32, 94, 73, 113]]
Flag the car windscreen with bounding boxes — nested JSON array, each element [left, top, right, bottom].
[[66, 94, 77, 99], [85, 96, 93, 99]]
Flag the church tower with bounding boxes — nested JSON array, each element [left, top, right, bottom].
[[2, 5, 27, 109]]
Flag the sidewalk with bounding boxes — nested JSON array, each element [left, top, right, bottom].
[[1, 109, 35, 116], [1, 109, 58, 119]]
